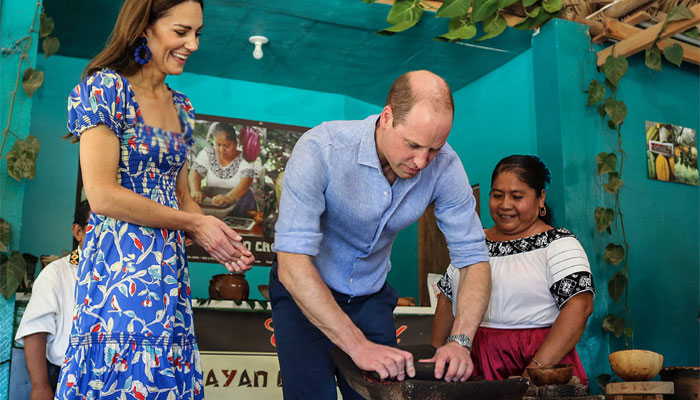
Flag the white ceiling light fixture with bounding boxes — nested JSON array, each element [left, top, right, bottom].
[[249, 35, 268, 60]]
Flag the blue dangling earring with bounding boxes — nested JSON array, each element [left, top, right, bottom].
[[134, 37, 151, 65]]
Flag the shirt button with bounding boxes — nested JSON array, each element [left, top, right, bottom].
[[349, 278, 353, 283], [384, 191, 388, 195]]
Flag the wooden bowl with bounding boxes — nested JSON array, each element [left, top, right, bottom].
[[609, 350, 663, 381], [526, 364, 574, 386]]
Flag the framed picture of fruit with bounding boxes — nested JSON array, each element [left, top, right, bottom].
[[185, 115, 309, 265], [646, 121, 698, 186]]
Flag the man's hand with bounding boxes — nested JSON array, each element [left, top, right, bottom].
[[421, 341, 473, 382], [350, 341, 415, 381]]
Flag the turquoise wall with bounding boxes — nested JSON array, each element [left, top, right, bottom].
[[533, 19, 699, 389], [1, 1, 40, 398]]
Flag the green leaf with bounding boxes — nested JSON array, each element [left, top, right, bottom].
[[472, 0, 499, 22], [597, 104, 606, 118], [42, 36, 60, 58], [586, 80, 606, 106], [6, 134, 40, 181], [607, 119, 617, 130], [597, 374, 612, 394], [603, 243, 625, 266], [663, 43, 684, 67], [608, 272, 627, 303], [440, 17, 477, 40], [603, 55, 628, 88], [387, 0, 424, 25], [513, 16, 537, 30], [0, 219, 9, 253], [645, 44, 662, 71], [21, 68, 44, 98], [603, 173, 623, 194], [361, 0, 377, 3], [436, 0, 471, 18], [594, 207, 615, 233], [604, 97, 627, 126], [477, 12, 507, 41], [542, 0, 562, 13], [0, 251, 27, 300], [666, 5, 693, 23], [525, 6, 541, 18], [522, 0, 538, 7], [596, 152, 617, 176], [684, 27, 699, 39], [39, 12, 54, 38], [498, 0, 520, 8], [379, 19, 420, 34], [602, 314, 625, 338]]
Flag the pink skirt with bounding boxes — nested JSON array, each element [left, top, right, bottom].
[[471, 326, 588, 385]]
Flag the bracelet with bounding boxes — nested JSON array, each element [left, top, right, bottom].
[[531, 358, 542, 367]]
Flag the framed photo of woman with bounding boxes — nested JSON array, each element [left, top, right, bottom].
[[185, 115, 308, 265]]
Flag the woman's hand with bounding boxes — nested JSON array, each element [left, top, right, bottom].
[[212, 194, 234, 207], [191, 190, 203, 204], [189, 214, 254, 271]]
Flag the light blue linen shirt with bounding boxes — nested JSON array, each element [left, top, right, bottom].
[[274, 115, 488, 296]]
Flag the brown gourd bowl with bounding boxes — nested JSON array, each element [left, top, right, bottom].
[[526, 364, 574, 386], [608, 350, 663, 381]]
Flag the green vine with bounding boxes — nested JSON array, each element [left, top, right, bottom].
[[586, 5, 694, 350], [363, 0, 562, 41], [0, 2, 60, 299]]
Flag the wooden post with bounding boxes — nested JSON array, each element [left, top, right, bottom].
[[417, 185, 480, 306]]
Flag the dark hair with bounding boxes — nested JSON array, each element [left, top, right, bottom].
[[211, 122, 237, 144], [73, 200, 91, 227], [491, 155, 554, 225], [83, 0, 204, 78], [385, 71, 454, 126], [72, 200, 91, 250]]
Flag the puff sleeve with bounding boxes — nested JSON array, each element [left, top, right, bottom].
[[66, 70, 127, 139]]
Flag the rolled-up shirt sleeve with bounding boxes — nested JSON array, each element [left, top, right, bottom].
[[432, 152, 489, 268], [273, 130, 329, 256]]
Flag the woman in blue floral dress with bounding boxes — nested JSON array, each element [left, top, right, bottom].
[[56, 1, 254, 399]]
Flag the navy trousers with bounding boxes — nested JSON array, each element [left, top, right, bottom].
[[269, 263, 398, 399]]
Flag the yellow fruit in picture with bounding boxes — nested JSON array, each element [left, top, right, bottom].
[[669, 156, 675, 177], [656, 154, 670, 181], [675, 147, 681, 158]]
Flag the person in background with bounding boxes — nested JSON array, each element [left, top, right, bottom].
[[189, 122, 257, 216], [15, 200, 90, 400], [57, 0, 254, 399], [271, 70, 492, 399], [432, 155, 594, 385]]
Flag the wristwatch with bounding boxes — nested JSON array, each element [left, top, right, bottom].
[[446, 334, 472, 352]]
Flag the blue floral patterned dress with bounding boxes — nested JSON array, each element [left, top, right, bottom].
[[56, 69, 204, 400]]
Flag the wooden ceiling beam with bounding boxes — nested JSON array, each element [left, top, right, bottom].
[[576, 16, 604, 36], [596, 3, 700, 66], [622, 9, 652, 25], [604, 0, 655, 18], [602, 17, 700, 65]]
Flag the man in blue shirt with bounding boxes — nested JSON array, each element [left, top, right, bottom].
[[270, 70, 491, 399]]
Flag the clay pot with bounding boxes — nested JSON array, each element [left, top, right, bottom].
[[526, 364, 574, 386], [209, 273, 249, 301], [609, 349, 663, 381], [659, 367, 700, 400]]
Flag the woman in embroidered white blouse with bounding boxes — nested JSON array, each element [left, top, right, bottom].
[[189, 122, 257, 216], [431, 155, 595, 385]]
